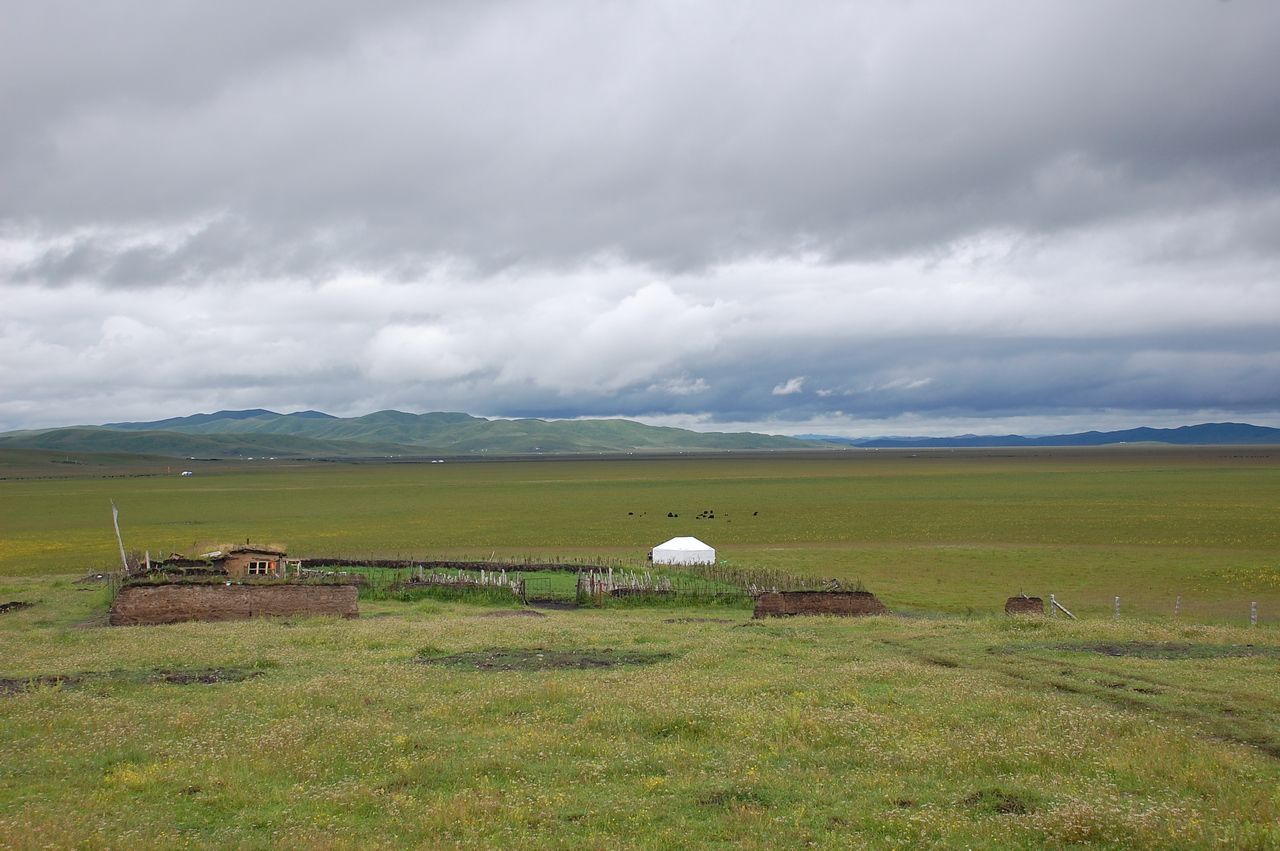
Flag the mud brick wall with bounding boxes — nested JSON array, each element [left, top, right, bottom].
[[110, 584, 358, 626], [753, 590, 888, 618], [1004, 596, 1045, 616], [300, 558, 592, 573]]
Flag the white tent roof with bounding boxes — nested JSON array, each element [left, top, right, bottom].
[[654, 536, 713, 552], [652, 536, 715, 564]]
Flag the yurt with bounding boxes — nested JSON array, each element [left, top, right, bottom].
[[650, 536, 715, 565]]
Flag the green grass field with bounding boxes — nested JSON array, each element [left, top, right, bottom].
[[2, 447, 1279, 847], [2, 447, 1277, 620]]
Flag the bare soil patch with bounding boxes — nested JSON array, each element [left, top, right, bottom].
[[2, 666, 266, 695], [663, 617, 736, 624], [526, 600, 579, 611], [0, 674, 80, 696], [476, 610, 546, 619], [418, 647, 674, 671], [1050, 642, 1280, 660], [155, 667, 263, 685], [962, 788, 1037, 815]]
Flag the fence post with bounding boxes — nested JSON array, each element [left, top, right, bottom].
[[1114, 596, 1120, 621], [1049, 594, 1056, 617], [1049, 595, 1077, 620], [1174, 595, 1181, 617], [1251, 601, 1258, 628]]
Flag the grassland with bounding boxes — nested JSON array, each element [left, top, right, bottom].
[[2, 446, 1277, 620], [1, 588, 1278, 848], [1, 447, 1278, 847]]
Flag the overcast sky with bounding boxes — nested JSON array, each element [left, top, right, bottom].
[[2, 1, 1278, 437]]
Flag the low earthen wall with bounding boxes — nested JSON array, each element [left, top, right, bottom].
[[753, 590, 888, 618], [110, 583, 358, 626], [299, 558, 592, 573], [1004, 596, 1044, 616]]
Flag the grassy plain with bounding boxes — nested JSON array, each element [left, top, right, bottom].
[[2, 588, 1279, 848], [1, 447, 1279, 847], [2, 446, 1277, 620]]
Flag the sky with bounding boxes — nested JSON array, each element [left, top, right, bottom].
[[2, 1, 1279, 437]]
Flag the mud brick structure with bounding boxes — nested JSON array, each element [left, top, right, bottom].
[[110, 583, 358, 626], [220, 546, 288, 580], [752, 590, 887, 618], [1004, 595, 1045, 616]]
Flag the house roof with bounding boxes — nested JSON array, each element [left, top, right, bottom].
[[227, 545, 287, 557]]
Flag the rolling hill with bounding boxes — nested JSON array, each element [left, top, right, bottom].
[[0, 410, 820, 459], [800, 422, 1280, 448]]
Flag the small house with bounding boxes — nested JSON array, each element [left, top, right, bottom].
[[221, 546, 288, 580], [651, 536, 715, 565]]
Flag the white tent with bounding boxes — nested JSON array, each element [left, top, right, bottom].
[[651, 536, 715, 565]]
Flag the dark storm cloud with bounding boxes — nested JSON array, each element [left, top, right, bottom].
[[4, 1, 1280, 279], [1, 1, 1278, 434]]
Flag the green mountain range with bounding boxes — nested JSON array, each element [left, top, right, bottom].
[[801, 422, 1280, 448], [0, 410, 819, 459]]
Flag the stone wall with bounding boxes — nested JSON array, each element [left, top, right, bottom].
[[1004, 595, 1044, 616], [753, 590, 888, 618], [110, 583, 358, 626]]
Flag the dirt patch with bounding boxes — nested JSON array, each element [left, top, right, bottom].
[[0, 601, 33, 614], [1, 666, 265, 695], [418, 647, 674, 671], [663, 617, 736, 624], [155, 667, 264, 685], [0, 674, 80, 696], [1049, 642, 1280, 660], [476, 610, 546, 619], [525, 599, 579, 611], [963, 788, 1036, 815], [696, 787, 765, 808]]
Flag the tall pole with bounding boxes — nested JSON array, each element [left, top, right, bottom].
[[110, 501, 129, 573]]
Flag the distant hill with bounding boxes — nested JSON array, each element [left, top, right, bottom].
[[801, 422, 1280, 448], [0, 410, 820, 459], [0, 426, 418, 459]]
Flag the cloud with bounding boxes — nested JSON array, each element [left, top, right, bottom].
[[649, 376, 709, 396], [772, 377, 806, 396], [1, 2, 1279, 434], [364, 324, 483, 383], [5, 2, 1280, 280]]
